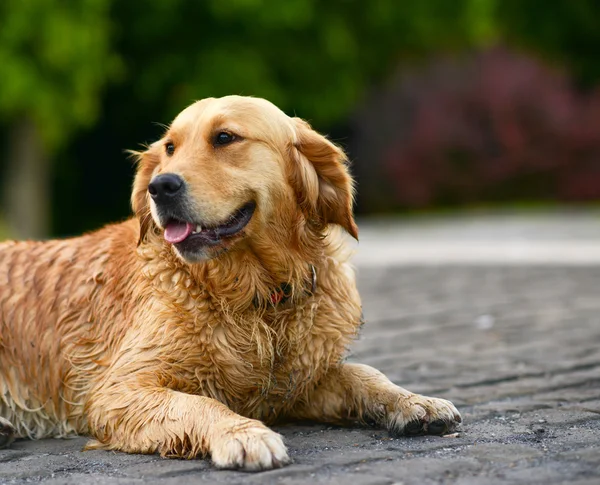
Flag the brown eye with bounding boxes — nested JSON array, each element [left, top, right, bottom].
[[214, 132, 235, 146], [165, 142, 175, 156]]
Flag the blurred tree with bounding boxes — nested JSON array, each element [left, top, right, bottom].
[[497, 0, 600, 89], [109, 0, 496, 127], [0, 0, 119, 238], [53, 0, 497, 235], [7, 0, 600, 236]]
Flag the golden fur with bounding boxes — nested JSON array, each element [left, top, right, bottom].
[[0, 96, 460, 470]]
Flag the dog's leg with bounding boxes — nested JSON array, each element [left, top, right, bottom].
[[290, 363, 461, 436], [0, 417, 16, 449], [86, 388, 289, 470]]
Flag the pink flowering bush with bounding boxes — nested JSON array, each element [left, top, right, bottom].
[[352, 47, 600, 212]]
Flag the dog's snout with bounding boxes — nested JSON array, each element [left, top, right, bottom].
[[148, 173, 184, 201]]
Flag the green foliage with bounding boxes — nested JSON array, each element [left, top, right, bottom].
[[0, 0, 120, 149], [464, 0, 497, 46], [111, 0, 493, 129], [2, 0, 600, 147], [497, 0, 600, 88], [2, 0, 600, 236]]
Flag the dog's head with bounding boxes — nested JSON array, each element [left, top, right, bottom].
[[131, 96, 358, 263]]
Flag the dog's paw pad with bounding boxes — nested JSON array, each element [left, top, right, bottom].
[[388, 396, 462, 437], [0, 417, 16, 449], [427, 419, 449, 435], [211, 423, 290, 471], [404, 420, 425, 436]]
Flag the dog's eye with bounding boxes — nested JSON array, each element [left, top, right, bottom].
[[165, 142, 175, 156], [214, 132, 235, 146]]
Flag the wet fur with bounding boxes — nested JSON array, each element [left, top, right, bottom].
[[0, 96, 460, 470]]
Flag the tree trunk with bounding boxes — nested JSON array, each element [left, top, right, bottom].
[[3, 118, 51, 239]]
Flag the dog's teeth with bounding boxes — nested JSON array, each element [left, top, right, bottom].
[[195, 225, 202, 233]]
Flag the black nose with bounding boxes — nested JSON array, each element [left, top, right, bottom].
[[148, 173, 184, 201]]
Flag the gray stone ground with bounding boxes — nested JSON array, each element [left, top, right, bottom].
[[2, 213, 600, 484]]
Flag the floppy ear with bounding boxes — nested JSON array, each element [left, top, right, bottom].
[[129, 145, 161, 244], [288, 118, 358, 240]]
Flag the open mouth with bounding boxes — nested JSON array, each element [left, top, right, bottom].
[[163, 201, 256, 248]]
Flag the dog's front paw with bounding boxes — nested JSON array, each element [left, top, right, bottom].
[[210, 420, 290, 471], [386, 394, 462, 437]]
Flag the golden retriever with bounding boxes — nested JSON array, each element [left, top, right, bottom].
[[0, 95, 461, 470]]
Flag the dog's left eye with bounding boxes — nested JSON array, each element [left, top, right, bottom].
[[214, 132, 235, 146], [165, 142, 175, 156]]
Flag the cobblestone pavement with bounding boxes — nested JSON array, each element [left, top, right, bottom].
[[2, 215, 600, 485]]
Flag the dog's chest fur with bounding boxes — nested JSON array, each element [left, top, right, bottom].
[[140, 248, 362, 423]]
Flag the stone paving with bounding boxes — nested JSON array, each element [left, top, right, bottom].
[[2, 213, 600, 484]]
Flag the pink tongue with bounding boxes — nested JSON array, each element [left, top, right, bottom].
[[164, 221, 194, 244]]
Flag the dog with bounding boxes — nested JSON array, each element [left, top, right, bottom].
[[0, 95, 461, 470]]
